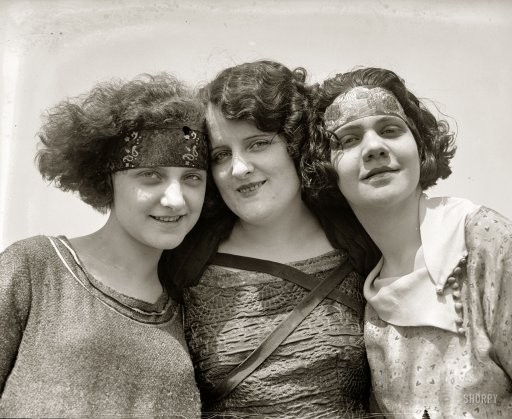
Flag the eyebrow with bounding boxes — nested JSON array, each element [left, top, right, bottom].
[[210, 133, 274, 151], [334, 115, 405, 132], [377, 116, 404, 124]]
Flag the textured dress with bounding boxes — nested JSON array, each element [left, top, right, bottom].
[[0, 235, 200, 418], [364, 198, 512, 419], [183, 249, 369, 418]]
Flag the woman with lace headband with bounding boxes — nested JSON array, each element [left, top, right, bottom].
[[160, 60, 380, 418], [0, 74, 208, 417], [306, 67, 512, 418]]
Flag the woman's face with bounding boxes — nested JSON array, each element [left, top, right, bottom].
[[110, 166, 206, 250], [206, 104, 302, 225], [330, 114, 421, 212]]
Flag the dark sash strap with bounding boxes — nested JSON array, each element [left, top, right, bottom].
[[213, 253, 364, 316], [208, 255, 356, 402]]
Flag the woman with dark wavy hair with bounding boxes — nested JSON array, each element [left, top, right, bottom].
[[161, 60, 380, 418], [0, 74, 208, 417], [307, 67, 512, 418]]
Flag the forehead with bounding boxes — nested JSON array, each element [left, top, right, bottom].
[[122, 166, 206, 176], [206, 104, 269, 146]]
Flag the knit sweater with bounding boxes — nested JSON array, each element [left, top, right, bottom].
[[0, 235, 200, 418]]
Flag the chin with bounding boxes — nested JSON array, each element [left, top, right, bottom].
[[164, 235, 188, 250], [148, 234, 187, 251], [234, 204, 270, 223]]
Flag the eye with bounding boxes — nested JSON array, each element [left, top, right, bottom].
[[339, 134, 360, 148], [248, 138, 272, 151], [381, 125, 404, 136], [211, 149, 231, 164], [183, 172, 204, 184], [138, 170, 161, 180]]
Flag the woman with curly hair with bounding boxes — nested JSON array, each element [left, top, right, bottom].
[[308, 67, 512, 418], [0, 74, 208, 417], [161, 60, 380, 418]]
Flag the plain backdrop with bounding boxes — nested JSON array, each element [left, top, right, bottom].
[[1, 0, 511, 250]]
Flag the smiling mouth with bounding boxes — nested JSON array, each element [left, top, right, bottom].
[[237, 180, 266, 193], [364, 169, 399, 180], [150, 215, 184, 223]]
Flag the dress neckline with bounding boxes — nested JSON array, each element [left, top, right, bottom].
[[50, 236, 176, 323]]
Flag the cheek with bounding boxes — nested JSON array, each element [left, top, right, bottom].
[[113, 186, 154, 218], [331, 152, 360, 193], [135, 188, 154, 202], [405, 145, 421, 177], [186, 185, 207, 212], [331, 151, 352, 178], [212, 167, 230, 191]]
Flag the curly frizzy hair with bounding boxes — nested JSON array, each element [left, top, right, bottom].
[[36, 73, 205, 212], [200, 60, 321, 173], [304, 67, 457, 197]]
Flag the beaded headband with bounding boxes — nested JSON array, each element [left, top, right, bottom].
[[109, 126, 208, 172], [324, 86, 408, 131]]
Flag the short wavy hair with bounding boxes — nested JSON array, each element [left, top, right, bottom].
[[304, 67, 456, 196], [201, 60, 320, 175], [36, 73, 206, 212], [198, 60, 326, 216]]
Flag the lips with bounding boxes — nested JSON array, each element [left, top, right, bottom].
[[237, 180, 266, 193], [150, 215, 184, 223], [363, 167, 399, 180]]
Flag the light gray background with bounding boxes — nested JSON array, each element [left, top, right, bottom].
[[1, 0, 511, 250]]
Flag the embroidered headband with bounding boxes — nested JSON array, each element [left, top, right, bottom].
[[109, 126, 208, 172], [324, 86, 408, 132]]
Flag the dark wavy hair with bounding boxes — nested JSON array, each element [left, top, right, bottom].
[[202, 60, 319, 175], [36, 73, 207, 213], [158, 61, 381, 299], [197, 59, 325, 218], [304, 67, 457, 197]]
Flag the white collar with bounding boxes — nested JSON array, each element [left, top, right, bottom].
[[364, 194, 480, 332]]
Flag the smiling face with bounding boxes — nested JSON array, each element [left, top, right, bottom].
[[330, 114, 421, 212], [206, 104, 302, 225], [110, 166, 206, 250]]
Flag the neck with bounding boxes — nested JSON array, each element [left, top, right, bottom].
[[223, 199, 333, 262], [352, 188, 423, 277], [71, 214, 163, 294]]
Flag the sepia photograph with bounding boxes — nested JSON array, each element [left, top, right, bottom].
[[1, 0, 511, 417]]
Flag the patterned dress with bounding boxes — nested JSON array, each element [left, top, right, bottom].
[[183, 249, 370, 418], [365, 206, 512, 419]]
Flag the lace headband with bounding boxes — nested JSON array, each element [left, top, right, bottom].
[[109, 126, 208, 172], [324, 86, 408, 131]]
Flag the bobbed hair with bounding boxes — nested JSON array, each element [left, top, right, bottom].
[[305, 67, 457, 197], [196, 60, 326, 219], [159, 62, 382, 294], [36, 73, 206, 213], [200, 60, 320, 174]]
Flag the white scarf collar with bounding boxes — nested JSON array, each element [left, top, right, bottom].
[[364, 194, 480, 332]]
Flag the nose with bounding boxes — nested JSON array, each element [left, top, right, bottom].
[[231, 154, 254, 178], [362, 130, 389, 162], [160, 180, 186, 210]]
